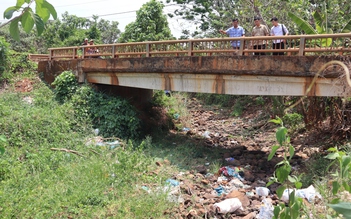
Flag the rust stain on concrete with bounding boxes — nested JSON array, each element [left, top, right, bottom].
[[214, 75, 225, 94], [304, 77, 316, 96], [109, 73, 119, 85]]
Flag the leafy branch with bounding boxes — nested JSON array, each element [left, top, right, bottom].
[[1, 0, 57, 41]]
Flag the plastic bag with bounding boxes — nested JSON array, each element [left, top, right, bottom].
[[213, 198, 243, 214]]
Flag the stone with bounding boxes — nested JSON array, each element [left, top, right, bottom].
[[242, 212, 257, 219], [244, 171, 255, 182], [201, 179, 210, 185], [225, 190, 250, 208]]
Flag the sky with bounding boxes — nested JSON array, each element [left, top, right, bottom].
[[0, 0, 189, 38]]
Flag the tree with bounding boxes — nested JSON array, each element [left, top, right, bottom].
[[118, 0, 174, 42], [288, 2, 351, 35], [1, 0, 57, 41], [165, 0, 350, 37], [166, 0, 304, 37], [97, 19, 121, 44]]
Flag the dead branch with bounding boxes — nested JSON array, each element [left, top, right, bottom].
[[50, 148, 85, 157]]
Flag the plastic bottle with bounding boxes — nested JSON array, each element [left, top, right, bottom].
[[213, 198, 243, 214]]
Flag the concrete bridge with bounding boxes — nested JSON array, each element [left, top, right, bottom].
[[37, 33, 351, 102]]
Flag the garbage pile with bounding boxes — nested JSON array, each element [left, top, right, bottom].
[[140, 158, 323, 218]]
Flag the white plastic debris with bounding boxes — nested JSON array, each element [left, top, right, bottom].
[[256, 187, 270, 197], [213, 198, 243, 214], [281, 185, 322, 203], [23, 96, 33, 104], [202, 131, 211, 139], [257, 198, 274, 219]]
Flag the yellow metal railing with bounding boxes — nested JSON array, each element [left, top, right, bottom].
[[39, 33, 351, 60]]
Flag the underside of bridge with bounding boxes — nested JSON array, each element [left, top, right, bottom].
[[38, 55, 351, 101]]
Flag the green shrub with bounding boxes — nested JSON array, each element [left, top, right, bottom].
[[87, 91, 140, 139], [52, 71, 140, 139], [283, 112, 303, 129], [52, 71, 79, 103], [0, 37, 10, 82], [8, 51, 37, 76], [152, 90, 190, 130]]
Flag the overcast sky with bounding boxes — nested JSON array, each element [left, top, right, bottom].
[[0, 0, 187, 38]]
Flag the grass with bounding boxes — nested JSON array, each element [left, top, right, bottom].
[[0, 76, 178, 218]]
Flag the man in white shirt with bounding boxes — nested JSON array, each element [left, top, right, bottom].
[[270, 17, 288, 55]]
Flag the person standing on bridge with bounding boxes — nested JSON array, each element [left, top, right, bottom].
[[251, 16, 270, 55], [219, 18, 245, 51], [270, 17, 289, 55]]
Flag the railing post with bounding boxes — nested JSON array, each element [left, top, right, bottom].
[[188, 41, 193, 56], [112, 45, 116, 58], [299, 37, 305, 56], [73, 47, 76, 59], [146, 43, 150, 57], [81, 47, 85, 59], [238, 39, 244, 56], [49, 49, 53, 60]]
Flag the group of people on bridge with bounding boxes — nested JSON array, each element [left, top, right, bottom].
[[82, 38, 100, 57], [219, 16, 288, 55]]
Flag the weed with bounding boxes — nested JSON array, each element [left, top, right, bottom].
[[231, 100, 244, 117], [283, 112, 304, 131], [267, 117, 304, 219], [152, 90, 191, 128]]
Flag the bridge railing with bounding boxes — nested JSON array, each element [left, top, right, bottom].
[[45, 33, 351, 60]]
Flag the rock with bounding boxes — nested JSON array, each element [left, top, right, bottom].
[[204, 193, 218, 199], [201, 179, 210, 185], [242, 212, 257, 219], [225, 190, 250, 208], [244, 171, 255, 182], [195, 165, 207, 174], [251, 200, 262, 208]]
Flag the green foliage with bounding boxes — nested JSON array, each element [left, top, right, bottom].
[[52, 71, 140, 139], [2, 0, 57, 41], [87, 91, 140, 139], [267, 117, 304, 219], [0, 135, 6, 156], [282, 112, 303, 130], [288, 12, 317, 34], [0, 75, 174, 218], [0, 37, 10, 81], [37, 12, 121, 50], [167, 0, 351, 38], [328, 202, 351, 219], [271, 96, 285, 117], [119, 0, 174, 42], [273, 190, 303, 219], [8, 51, 37, 74], [51, 71, 79, 103], [152, 90, 188, 129], [300, 154, 331, 187], [231, 101, 243, 117], [324, 147, 351, 218]]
